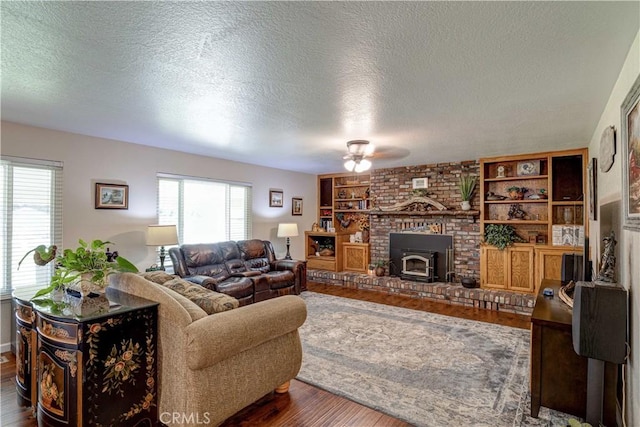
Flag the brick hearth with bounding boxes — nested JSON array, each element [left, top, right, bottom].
[[307, 269, 535, 315]]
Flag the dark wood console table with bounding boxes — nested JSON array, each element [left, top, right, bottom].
[[530, 279, 617, 425], [13, 287, 158, 426]]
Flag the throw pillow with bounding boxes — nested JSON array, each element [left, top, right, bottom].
[[159, 278, 239, 314], [139, 270, 176, 285]]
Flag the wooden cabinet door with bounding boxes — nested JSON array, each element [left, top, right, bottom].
[[534, 247, 579, 293], [507, 246, 534, 292], [480, 245, 507, 289], [343, 243, 369, 273], [481, 245, 534, 292]]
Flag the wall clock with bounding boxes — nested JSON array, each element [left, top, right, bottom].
[[599, 125, 616, 173]]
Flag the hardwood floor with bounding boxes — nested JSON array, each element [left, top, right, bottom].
[[1, 282, 531, 426]]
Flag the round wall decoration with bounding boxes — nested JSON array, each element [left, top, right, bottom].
[[599, 125, 616, 173]]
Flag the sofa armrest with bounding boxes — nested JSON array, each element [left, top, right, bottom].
[[184, 295, 307, 370], [272, 259, 307, 293]]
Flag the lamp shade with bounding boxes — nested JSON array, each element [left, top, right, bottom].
[[146, 225, 178, 246], [277, 223, 299, 238]]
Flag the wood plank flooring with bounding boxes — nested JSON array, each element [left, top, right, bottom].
[[1, 282, 531, 427]]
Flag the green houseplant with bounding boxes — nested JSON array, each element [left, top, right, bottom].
[[26, 239, 138, 301], [483, 224, 526, 250], [459, 175, 477, 210], [373, 259, 392, 277]]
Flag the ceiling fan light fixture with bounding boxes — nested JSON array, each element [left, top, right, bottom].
[[344, 140, 373, 172], [346, 140, 370, 155], [355, 159, 371, 172]]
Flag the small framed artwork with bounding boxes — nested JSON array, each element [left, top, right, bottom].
[[588, 158, 597, 221], [516, 160, 540, 176], [412, 177, 428, 189], [292, 197, 303, 216], [621, 74, 640, 231], [95, 183, 129, 209], [269, 190, 284, 207]]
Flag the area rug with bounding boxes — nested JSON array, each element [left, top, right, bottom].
[[297, 292, 572, 427]]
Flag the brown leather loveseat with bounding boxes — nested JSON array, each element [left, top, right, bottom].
[[169, 239, 306, 306]]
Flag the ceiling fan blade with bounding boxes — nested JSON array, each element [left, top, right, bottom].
[[369, 146, 411, 160]]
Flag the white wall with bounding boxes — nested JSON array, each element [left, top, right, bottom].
[[588, 30, 639, 426], [0, 121, 317, 350]]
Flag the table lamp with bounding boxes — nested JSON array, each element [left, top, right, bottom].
[[146, 224, 178, 270], [277, 223, 299, 260]]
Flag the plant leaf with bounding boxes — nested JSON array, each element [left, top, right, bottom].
[[116, 256, 139, 273]]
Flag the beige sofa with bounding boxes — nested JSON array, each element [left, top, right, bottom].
[[109, 272, 307, 427]]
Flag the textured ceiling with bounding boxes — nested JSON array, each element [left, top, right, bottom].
[[1, 1, 638, 174]]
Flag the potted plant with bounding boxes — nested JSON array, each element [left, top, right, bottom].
[[507, 186, 528, 200], [459, 175, 477, 210], [373, 259, 390, 277], [483, 224, 526, 250], [24, 239, 138, 303]]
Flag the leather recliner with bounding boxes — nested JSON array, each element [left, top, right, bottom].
[[169, 239, 306, 305]]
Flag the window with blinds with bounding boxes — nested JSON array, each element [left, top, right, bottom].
[[157, 174, 252, 244], [1, 156, 63, 296]]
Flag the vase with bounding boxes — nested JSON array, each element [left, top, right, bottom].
[[563, 207, 573, 224], [461, 201, 471, 211], [66, 272, 107, 297], [375, 267, 386, 277], [50, 287, 65, 302], [64, 292, 110, 316], [362, 229, 370, 243], [508, 190, 525, 200]]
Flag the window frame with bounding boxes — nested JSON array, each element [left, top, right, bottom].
[[1, 156, 63, 298], [156, 173, 252, 245]]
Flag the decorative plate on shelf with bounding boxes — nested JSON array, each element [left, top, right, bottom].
[[516, 160, 540, 176], [599, 125, 616, 173]]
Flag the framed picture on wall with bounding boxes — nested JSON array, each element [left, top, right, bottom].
[[292, 197, 303, 215], [621, 74, 640, 231], [269, 190, 284, 207], [95, 183, 129, 209]]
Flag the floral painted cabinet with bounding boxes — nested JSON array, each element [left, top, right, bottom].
[[14, 291, 37, 408], [33, 289, 158, 427]]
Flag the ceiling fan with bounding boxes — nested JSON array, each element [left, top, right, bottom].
[[342, 140, 410, 172], [343, 140, 375, 172]]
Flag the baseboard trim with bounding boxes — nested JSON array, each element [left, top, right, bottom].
[[0, 342, 12, 354]]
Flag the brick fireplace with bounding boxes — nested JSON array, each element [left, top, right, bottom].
[[369, 160, 481, 282]]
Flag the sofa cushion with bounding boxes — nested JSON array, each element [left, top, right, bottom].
[[238, 239, 271, 273], [140, 270, 176, 284], [264, 271, 295, 289], [159, 278, 239, 314], [214, 276, 254, 300]]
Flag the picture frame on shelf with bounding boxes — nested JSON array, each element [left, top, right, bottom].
[[292, 197, 303, 216], [412, 177, 428, 189], [621, 74, 640, 231], [516, 160, 540, 176], [95, 183, 128, 209], [588, 157, 598, 221], [269, 190, 284, 207]]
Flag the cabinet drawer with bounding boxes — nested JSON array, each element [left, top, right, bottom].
[[37, 314, 78, 345], [307, 257, 336, 271], [15, 300, 34, 325]]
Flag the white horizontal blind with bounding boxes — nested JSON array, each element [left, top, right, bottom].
[[157, 174, 251, 244], [1, 156, 63, 295]]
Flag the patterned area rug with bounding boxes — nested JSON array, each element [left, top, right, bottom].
[[297, 292, 572, 427]]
